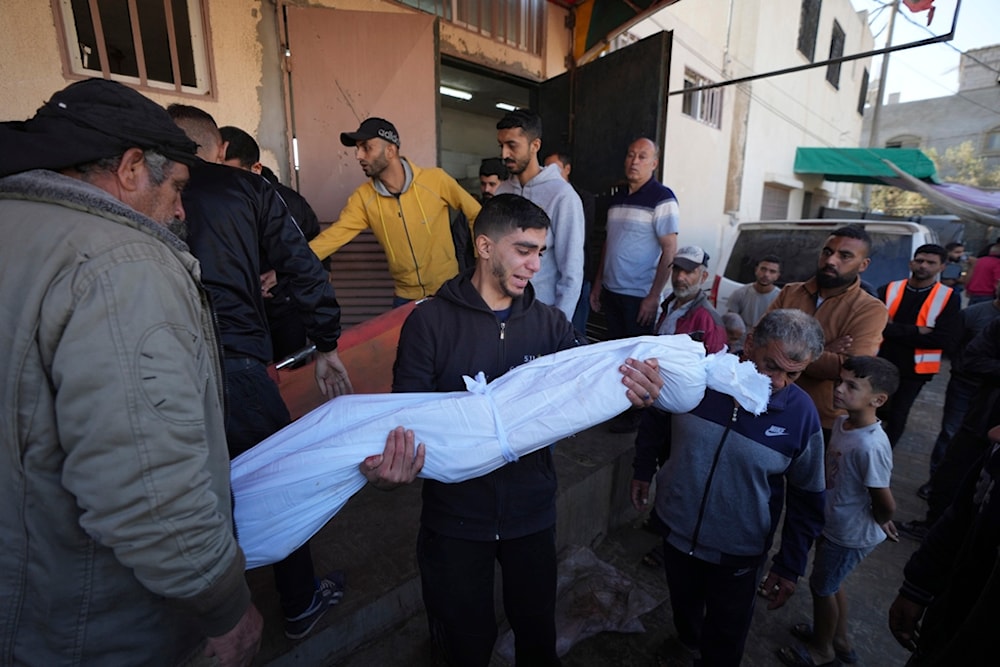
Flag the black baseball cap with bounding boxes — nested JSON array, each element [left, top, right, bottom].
[[340, 117, 400, 147]]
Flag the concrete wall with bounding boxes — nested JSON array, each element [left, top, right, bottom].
[[628, 4, 735, 258], [864, 44, 1000, 175], [1, 2, 288, 175], [1, 0, 570, 180], [729, 0, 872, 226], [959, 44, 1000, 92], [862, 89, 1000, 173]]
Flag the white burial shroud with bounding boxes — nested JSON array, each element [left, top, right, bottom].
[[231, 335, 771, 569]]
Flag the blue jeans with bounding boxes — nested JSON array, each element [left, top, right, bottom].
[[661, 541, 761, 666], [417, 526, 561, 667], [809, 537, 876, 597], [224, 357, 316, 618], [930, 373, 978, 475], [571, 280, 592, 336], [600, 286, 654, 339]]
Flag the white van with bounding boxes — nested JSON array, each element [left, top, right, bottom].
[[709, 220, 939, 312]]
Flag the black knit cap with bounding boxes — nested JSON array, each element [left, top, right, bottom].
[[0, 78, 198, 178]]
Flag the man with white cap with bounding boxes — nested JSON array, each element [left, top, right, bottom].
[[654, 245, 726, 351]]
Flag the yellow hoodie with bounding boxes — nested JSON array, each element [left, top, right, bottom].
[[310, 159, 480, 300]]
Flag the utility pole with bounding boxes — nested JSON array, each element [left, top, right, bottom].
[[863, 0, 899, 209]]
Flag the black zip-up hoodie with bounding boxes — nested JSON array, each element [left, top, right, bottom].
[[182, 160, 341, 362], [393, 270, 581, 540]]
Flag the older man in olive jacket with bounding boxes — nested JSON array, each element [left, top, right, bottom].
[[0, 80, 261, 666]]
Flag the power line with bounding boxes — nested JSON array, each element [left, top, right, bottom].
[[671, 33, 858, 139], [870, 0, 1000, 76]]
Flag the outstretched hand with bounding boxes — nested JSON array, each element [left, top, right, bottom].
[[315, 349, 353, 398], [360, 426, 425, 490]]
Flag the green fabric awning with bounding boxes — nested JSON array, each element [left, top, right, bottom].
[[794, 147, 938, 185]]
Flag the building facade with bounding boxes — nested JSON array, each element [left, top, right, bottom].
[[625, 0, 874, 262], [862, 44, 1000, 176], [1, 0, 873, 318]]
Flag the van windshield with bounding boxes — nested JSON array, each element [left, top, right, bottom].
[[724, 229, 914, 290]]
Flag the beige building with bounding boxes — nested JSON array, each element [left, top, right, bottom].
[[625, 0, 874, 261], [863, 44, 1000, 174], [1, 0, 873, 319]]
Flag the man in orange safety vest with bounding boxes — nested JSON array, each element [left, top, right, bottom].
[[876, 244, 962, 448]]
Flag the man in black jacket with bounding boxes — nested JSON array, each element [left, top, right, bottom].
[[363, 194, 663, 666], [169, 105, 352, 640], [219, 124, 325, 362], [877, 244, 961, 448], [889, 424, 1000, 665]]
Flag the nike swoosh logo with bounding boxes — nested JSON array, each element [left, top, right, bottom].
[[764, 426, 787, 437]]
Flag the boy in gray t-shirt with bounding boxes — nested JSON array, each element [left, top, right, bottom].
[[777, 356, 899, 667]]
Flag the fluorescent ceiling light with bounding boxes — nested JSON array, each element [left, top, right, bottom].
[[440, 86, 472, 101], [495, 102, 518, 112]]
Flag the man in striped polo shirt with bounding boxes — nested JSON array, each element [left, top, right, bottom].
[[590, 137, 678, 432], [590, 137, 679, 340], [877, 244, 962, 448]]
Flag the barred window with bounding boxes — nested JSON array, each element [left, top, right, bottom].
[[396, 0, 544, 54], [681, 69, 723, 129], [797, 0, 822, 62], [56, 0, 213, 95], [857, 67, 869, 115], [985, 127, 1000, 154], [885, 135, 921, 149], [826, 20, 845, 89]]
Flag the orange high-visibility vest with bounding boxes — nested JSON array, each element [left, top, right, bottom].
[[883, 280, 953, 374]]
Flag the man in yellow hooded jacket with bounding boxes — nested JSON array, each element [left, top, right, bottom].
[[310, 118, 481, 305]]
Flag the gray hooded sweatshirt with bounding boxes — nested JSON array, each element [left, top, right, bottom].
[[497, 163, 585, 321]]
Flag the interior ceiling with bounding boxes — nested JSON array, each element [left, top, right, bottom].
[[439, 65, 532, 117]]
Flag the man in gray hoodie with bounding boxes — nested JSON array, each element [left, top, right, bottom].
[[496, 109, 584, 322]]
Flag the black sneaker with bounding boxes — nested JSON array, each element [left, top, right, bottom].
[[284, 571, 346, 640], [898, 520, 929, 541], [917, 482, 933, 501]]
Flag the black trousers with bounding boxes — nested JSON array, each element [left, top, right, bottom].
[[925, 427, 990, 526], [417, 526, 561, 667], [661, 541, 761, 667], [600, 287, 654, 340], [224, 357, 316, 618], [879, 374, 931, 448]]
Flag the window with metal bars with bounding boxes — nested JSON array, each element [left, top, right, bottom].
[[681, 69, 723, 129], [826, 20, 845, 89], [857, 67, 869, 115], [797, 0, 822, 62], [396, 0, 544, 54], [55, 0, 212, 95]]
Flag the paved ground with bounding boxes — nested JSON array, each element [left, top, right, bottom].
[[323, 366, 949, 666]]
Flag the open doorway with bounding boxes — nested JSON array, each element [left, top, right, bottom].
[[439, 59, 533, 196]]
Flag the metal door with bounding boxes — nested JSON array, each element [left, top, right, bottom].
[[538, 31, 672, 196], [284, 6, 438, 324]]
